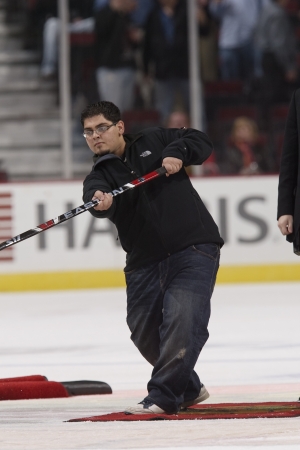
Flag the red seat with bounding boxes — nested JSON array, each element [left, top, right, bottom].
[[285, 0, 298, 13], [215, 105, 259, 122], [70, 32, 95, 46], [204, 80, 243, 96]]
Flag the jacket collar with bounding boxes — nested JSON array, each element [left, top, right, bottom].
[[92, 132, 143, 169]]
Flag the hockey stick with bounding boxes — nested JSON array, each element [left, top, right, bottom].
[[0, 166, 167, 251]]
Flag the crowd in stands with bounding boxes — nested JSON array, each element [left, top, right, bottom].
[[13, 0, 300, 176]]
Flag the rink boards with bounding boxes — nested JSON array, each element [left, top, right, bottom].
[[1, 175, 300, 291]]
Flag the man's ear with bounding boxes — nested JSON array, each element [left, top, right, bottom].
[[117, 121, 125, 135]]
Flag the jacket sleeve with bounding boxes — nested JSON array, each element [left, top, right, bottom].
[[82, 170, 116, 219], [161, 127, 213, 166], [277, 90, 299, 219]]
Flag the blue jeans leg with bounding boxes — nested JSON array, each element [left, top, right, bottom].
[[125, 243, 220, 413], [154, 78, 190, 124], [219, 48, 239, 80], [41, 17, 59, 76], [96, 67, 136, 112]]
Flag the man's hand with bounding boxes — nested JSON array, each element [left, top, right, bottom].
[[278, 215, 293, 235], [162, 157, 183, 177], [92, 191, 113, 211]]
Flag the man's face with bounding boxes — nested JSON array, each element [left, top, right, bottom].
[[83, 114, 126, 157]]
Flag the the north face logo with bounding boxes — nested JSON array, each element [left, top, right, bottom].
[[140, 151, 152, 157]]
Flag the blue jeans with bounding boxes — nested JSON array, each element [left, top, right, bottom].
[[125, 243, 220, 413], [154, 78, 190, 124], [41, 17, 95, 76], [96, 67, 136, 113], [219, 42, 254, 81]]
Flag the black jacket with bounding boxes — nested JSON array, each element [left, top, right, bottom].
[[83, 127, 224, 271], [94, 5, 137, 69], [143, 0, 189, 80], [277, 89, 300, 249]]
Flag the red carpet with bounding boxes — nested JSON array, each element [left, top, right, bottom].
[[0, 375, 112, 400], [1, 375, 48, 383], [68, 402, 300, 422], [0, 381, 69, 400]]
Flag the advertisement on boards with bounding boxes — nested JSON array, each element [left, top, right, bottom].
[[0, 175, 299, 289]]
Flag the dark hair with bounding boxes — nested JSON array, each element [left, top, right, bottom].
[[80, 101, 121, 127]]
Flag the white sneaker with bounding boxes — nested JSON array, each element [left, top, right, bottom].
[[181, 384, 210, 409], [124, 400, 166, 415]]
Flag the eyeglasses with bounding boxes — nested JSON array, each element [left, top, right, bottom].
[[83, 122, 117, 138]]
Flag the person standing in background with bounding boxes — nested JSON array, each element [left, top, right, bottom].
[[255, 0, 298, 104], [143, 0, 204, 124], [209, 0, 267, 81], [40, 0, 95, 78], [93, 0, 154, 27], [198, 0, 219, 83], [94, 0, 142, 113]]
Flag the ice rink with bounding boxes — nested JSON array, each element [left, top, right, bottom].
[[0, 282, 299, 450]]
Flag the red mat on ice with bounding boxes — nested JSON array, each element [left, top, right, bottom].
[[0, 381, 69, 400], [0, 375, 112, 400], [68, 402, 300, 422], [0, 375, 69, 400], [0, 375, 48, 383]]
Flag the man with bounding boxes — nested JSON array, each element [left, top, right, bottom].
[[255, 0, 298, 103], [143, 0, 210, 125], [39, 0, 95, 77], [82, 101, 223, 415], [93, 0, 154, 27], [209, 0, 266, 81], [94, 0, 141, 112], [277, 89, 300, 254], [277, 89, 300, 402], [142, 0, 191, 123]]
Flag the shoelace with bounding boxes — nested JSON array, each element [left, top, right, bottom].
[[139, 400, 153, 409]]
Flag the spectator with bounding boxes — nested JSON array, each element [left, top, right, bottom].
[[94, 0, 141, 112], [198, 0, 219, 82], [94, 0, 154, 26], [94, 0, 155, 108], [23, 0, 58, 50], [40, 0, 95, 78], [143, 0, 204, 123], [209, 0, 266, 81], [255, 0, 298, 103], [220, 116, 272, 175]]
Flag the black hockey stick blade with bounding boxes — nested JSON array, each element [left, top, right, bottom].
[[61, 380, 112, 396], [0, 166, 167, 251]]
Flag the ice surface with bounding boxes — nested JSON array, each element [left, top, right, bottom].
[[0, 283, 299, 449]]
